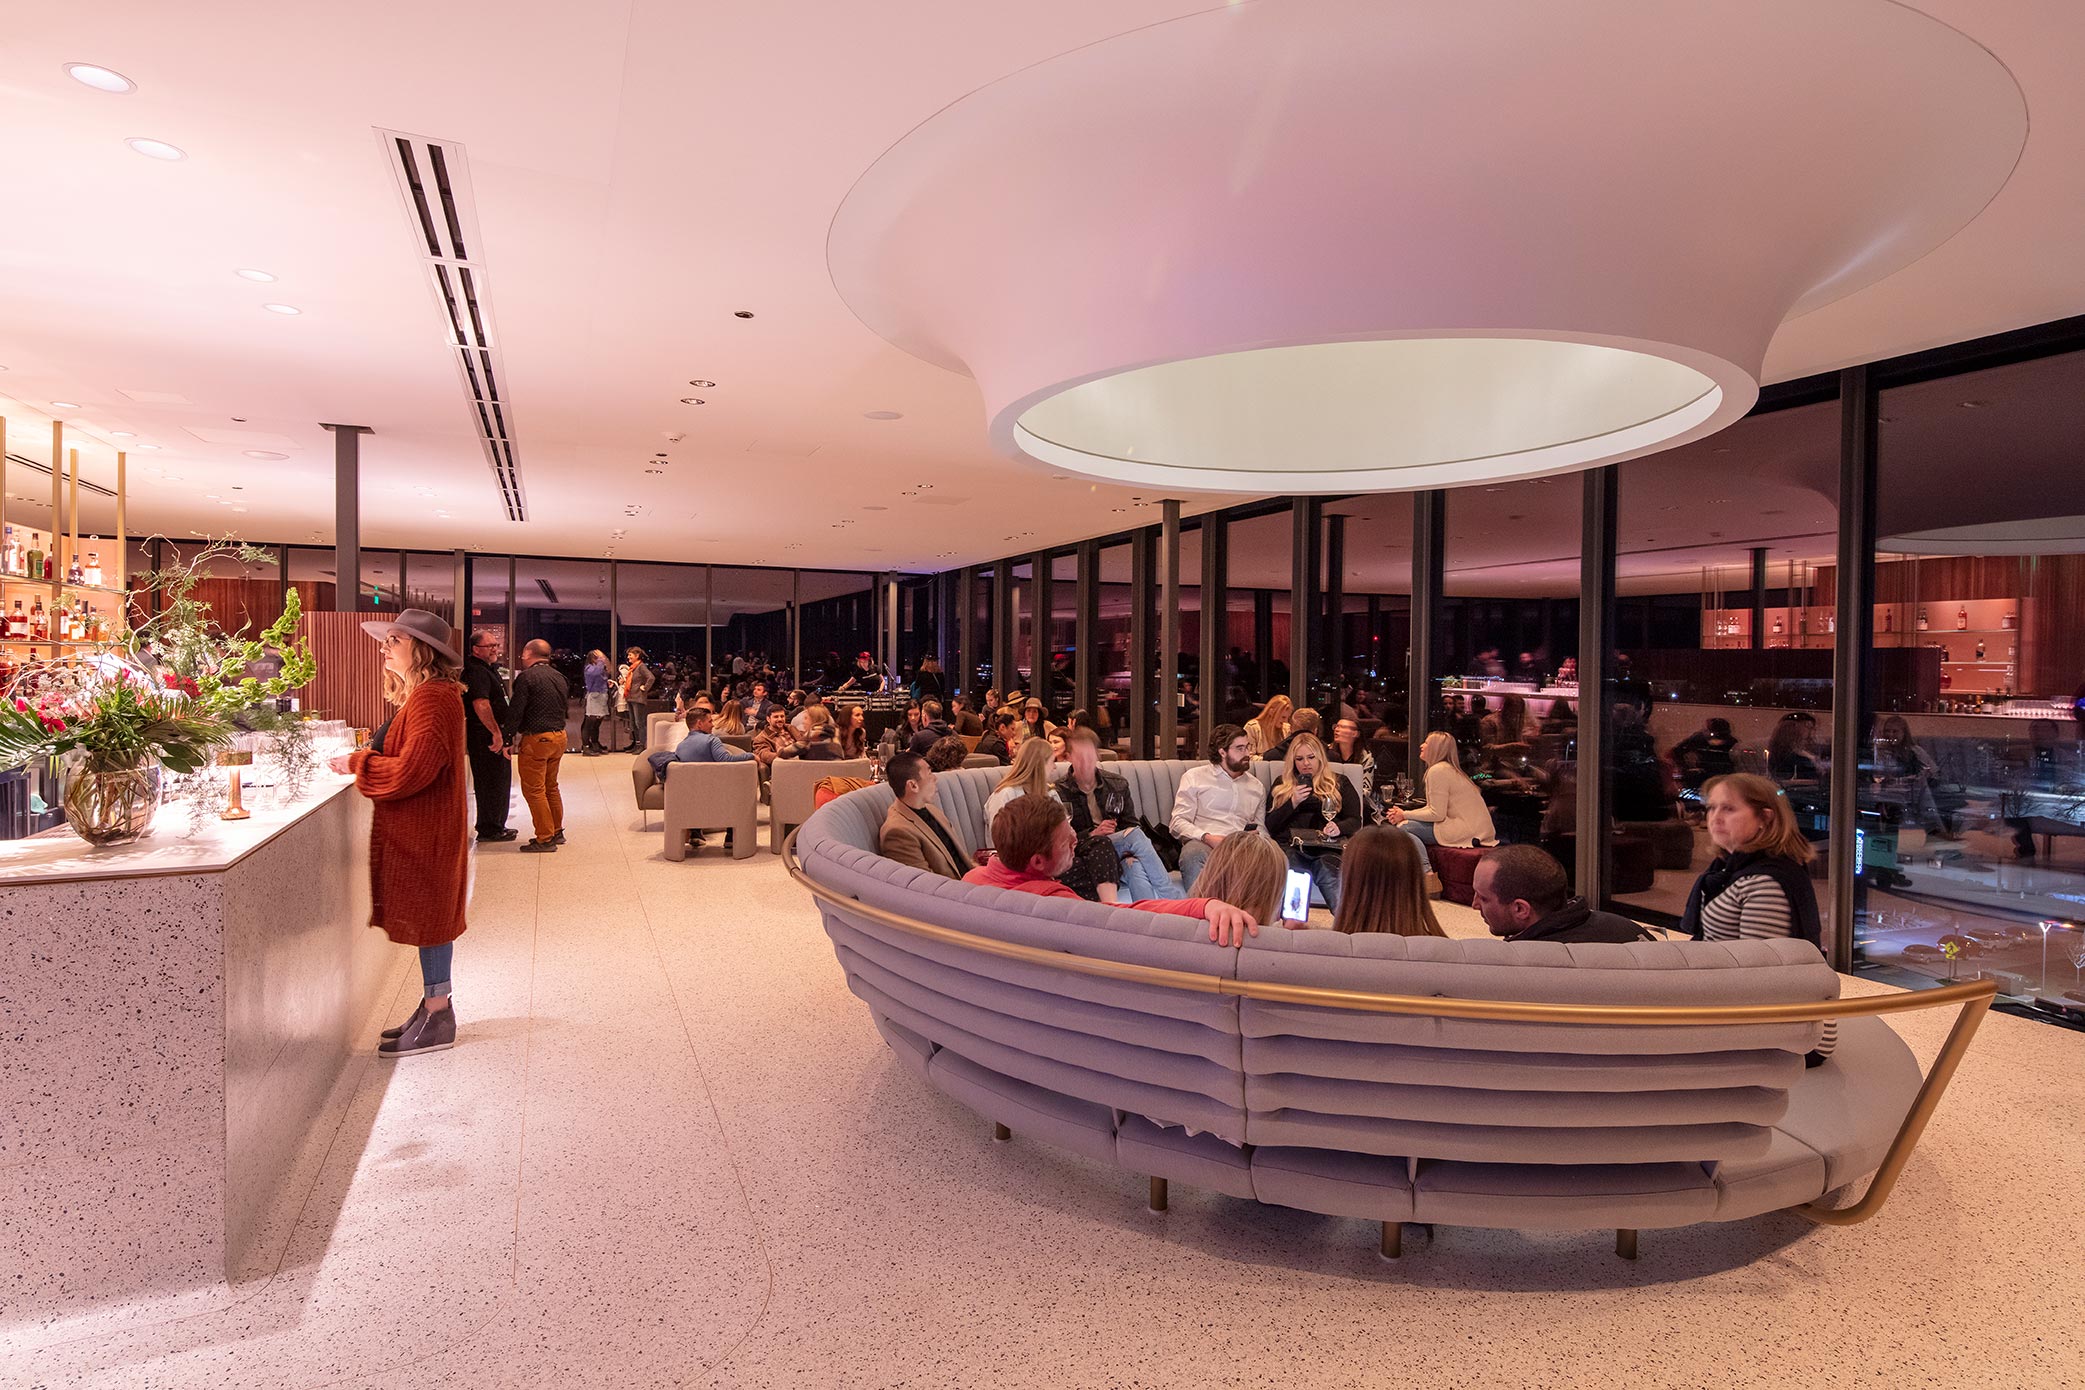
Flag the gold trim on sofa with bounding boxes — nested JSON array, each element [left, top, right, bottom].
[[784, 828, 1995, 1229]]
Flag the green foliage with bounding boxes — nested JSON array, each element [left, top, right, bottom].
[[1, 677, 232, 774]]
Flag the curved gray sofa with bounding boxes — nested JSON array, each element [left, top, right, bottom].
[[795, 764, 1931, 1250]]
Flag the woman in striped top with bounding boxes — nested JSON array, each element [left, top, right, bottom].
[[1684, 772, 1832, 1061]]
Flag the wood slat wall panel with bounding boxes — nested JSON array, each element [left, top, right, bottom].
[[295, 612, 395, 732]]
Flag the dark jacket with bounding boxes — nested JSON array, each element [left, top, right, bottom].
[[1507, 898, 1655, 944], [503, 662, 570, 742], [1681, 851, 1823, 948], [1056, 769, 1134, 837], [908, 720, 954, 756], [1264, 773, 1363, 843], [976, 733, 1015, 765], [798, 738, 847, 761]]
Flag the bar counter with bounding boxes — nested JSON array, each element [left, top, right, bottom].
[[0, 775, 405, 1326]]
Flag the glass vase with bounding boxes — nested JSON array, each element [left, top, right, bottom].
[[60, 751, 165, 847]]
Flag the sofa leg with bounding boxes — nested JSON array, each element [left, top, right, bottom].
[[1148, 1177, 1168, 1213], [1380, 1222, 1402, 1261], [992, 1122, 1011, 1143], [1615, 1228, 1638, 1261]]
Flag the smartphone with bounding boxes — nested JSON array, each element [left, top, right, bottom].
[[1281, 869, 1311, 923]]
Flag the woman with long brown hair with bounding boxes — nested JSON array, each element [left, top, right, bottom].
[[1332, 826, 1444, 937], [1247, 694, 1292, 757], [833, 704, 868, 758], [1684, 772, 1831, 1059], [1265, 732, 1363, 915], [326, 609, 470, 1058], [714, 698, 747, 736]]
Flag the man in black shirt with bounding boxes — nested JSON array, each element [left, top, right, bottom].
[[503, 639, 572, 852], [1472, 845, 1654, 943], [907, 699, 953, 756], [462, 629, 515, 842]]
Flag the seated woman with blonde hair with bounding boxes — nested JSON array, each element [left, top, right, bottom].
[[1189, 831, 1292, 929], [1331, 826, 1444, 937], [1246, 694, 1293, 757], [713, 698, 747, 736]]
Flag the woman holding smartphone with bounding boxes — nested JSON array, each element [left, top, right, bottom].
[[1265, 733, 1363, 915]]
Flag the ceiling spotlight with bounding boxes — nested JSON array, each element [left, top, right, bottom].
[[110, 430, 135, 437], [50, 400, 80, 409], [262, 303, 301, 315], [863, 410, 903, 421], [242, 450, 288, 460], [66, 63, 137, 94], [234, 268, 276, 282], [687, 379, 715, 388], [125, 137, 186, 161], [679, 397, 705, 405]]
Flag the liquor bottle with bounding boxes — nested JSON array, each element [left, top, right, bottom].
[[1825, 612, 1836, 634], [1771, 613, 1784, 635], [6, 599, 23, 640], [1976, 640, 1986, 660], [1917, 606, 1929, 631], [28, 597, 46, 641], [67, 554, 83, 586], [1939, 667, 1952, 691], [84, 551, 102, 587], [1883, 609, 1893, 633], [2001, 608, 2016, 630], [1956, 605, 1968, 631], [26, 533, 44, 585], [54, 604, 69, 642], [1, 525, 15, 575]]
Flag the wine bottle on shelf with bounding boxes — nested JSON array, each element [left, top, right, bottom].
[[1, 525, 16, 575], [6, 599, 24, 640], [29, 597, 47, 641], [1956, 605, 1968, 630], [54, 604, 69, 642], [1917, 607, 1929, 632], [66, 554, 83, 586], [26, 533, 44, 585]]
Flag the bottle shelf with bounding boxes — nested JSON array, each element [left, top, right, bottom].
[[0, 575, 124, 598]]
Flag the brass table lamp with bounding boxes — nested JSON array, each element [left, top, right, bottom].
[[218, 749, 254, 821]]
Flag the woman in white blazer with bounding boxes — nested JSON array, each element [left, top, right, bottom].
[[1387, 731, 1497, 868]]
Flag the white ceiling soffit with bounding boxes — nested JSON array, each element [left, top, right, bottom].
[[378, 129, 526, 522], [829, 0, 2027, 495]]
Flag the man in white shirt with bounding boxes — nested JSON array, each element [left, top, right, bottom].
[[1169, 723, 1268, 891]]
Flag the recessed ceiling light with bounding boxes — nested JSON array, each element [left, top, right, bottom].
[[125, 137, 185, 161], [67, 63, 137, 93], [733, 310, 755, 319], [1958, 400, 1989, 410], [863, 410, 903, 421], [110, 430, 135, 438], [137, 444, 160, 450], [230, 506, 247, 513], [863, 505, 889, 512], [206, 493, 220, 500], [234, 268, 277, 283], [51, 400, 82, 411], [262, 303, 301, 315], [687, 379, 715, 388], [243, 450, 288, 460], [679, 397, 705, 405]]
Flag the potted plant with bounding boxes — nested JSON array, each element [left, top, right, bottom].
[[0, 539, 316, 846]]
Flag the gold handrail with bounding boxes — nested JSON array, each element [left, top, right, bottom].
[[782, 826, 1995, 1224]]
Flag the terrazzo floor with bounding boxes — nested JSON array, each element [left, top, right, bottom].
[[6, 751, 2082, 1389]]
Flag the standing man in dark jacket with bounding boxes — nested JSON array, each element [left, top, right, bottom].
[[462, 629, 515, 842], [504, 639, 572, 853], [1471, 845, 1655, 943]]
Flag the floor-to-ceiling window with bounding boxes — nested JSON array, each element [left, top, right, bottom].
[[1328, 496, 1415, 755], [1862, 349, 2085, 1013], [1224, 508, 1291, 731], [512, 558, 611, 690], [1607, 400, 1840, 925], [798, 570, 876, 690]]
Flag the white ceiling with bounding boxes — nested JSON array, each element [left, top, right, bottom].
[[1, 1, 2081, 572]]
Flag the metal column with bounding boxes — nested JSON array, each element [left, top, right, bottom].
[[607, 559, 618, 666], [958, 566, 978, 698], [1750, 546, 1769, 651], [993, 564, 1014, 696], [1830, 367, 1877, 974], [1128, 531, 1153, 758], [1289, 499, 1321, 715], [792, 569, 803, 684], [1323, 511, 1346, 697], [1074, 543, 1098, 721], [321, 423, 371, 613], [1157, 501, 1182, 758], [884, 575, 902, 689], [504, 557, 517, 665], [704, 566, 714, 687], [1199, 511, 1227, 752], [1409, 490, 1446, 785], [1030, 549, 1053, 712], [1576, 466, 1619, 903]]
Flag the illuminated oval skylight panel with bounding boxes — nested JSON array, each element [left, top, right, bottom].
[[827, 0, 2025, 495]]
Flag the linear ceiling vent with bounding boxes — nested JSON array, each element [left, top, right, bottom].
[[377, 128, 527, 523]]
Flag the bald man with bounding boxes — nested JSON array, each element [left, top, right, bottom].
[[504, 639, 573, 851]]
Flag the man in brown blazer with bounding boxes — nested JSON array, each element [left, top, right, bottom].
[[879, 750, 971, 879]]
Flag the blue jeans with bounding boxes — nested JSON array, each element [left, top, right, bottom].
[[419, 942, 454, 998], [1114, 827, 1183, 900], [1288, 847, 1343, 915], [1399, 820, 1436, 870], [1178, 837, 1212, 892]]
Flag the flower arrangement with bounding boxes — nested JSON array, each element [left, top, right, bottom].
[[0, 538, 319, 779]]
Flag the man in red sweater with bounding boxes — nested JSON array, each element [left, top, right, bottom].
[[964, 795, 1261, 947]]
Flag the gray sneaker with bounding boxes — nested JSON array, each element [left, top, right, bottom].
[[380, 1002, 426, 1041], [379, 1005, 456, 1057]]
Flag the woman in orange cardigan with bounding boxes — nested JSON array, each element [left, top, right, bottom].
[[327, 609, 472, 1057]]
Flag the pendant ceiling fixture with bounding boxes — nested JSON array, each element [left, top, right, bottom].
[[829, 0, 2026, 493]]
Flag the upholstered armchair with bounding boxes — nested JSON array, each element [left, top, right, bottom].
[[769, 756, 874, 853], [663, 759, 760, 861]]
